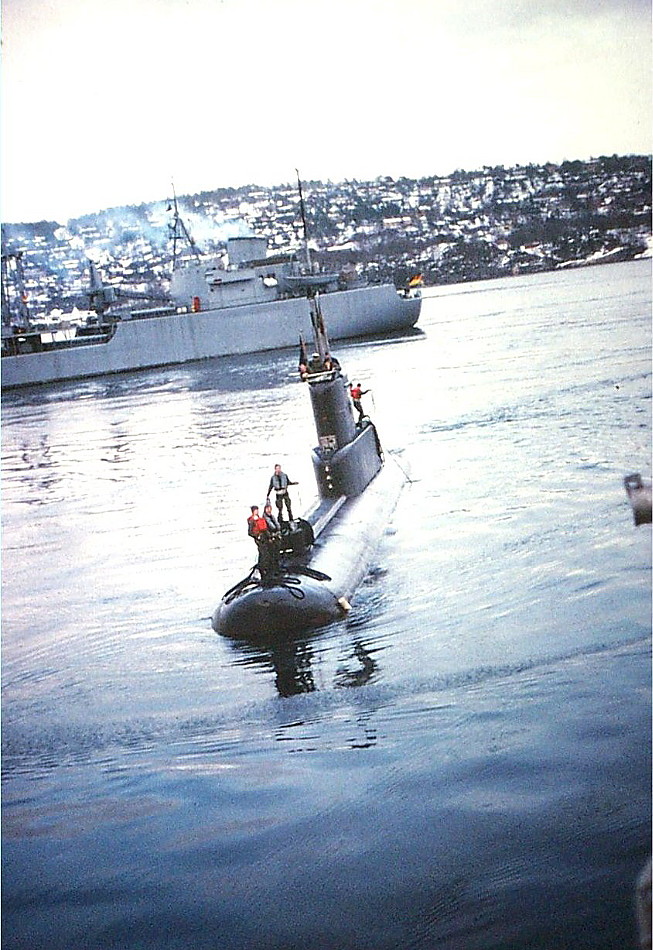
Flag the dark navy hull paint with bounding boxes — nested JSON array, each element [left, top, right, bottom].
[[212, 573, 343, 638]]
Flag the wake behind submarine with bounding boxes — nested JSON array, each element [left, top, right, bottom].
[[212, 295, 406, 639]]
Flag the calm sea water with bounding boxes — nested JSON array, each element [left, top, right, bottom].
[[2, 261, 651, 950]]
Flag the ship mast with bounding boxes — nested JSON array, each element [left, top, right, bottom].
[[296, 169, 312, 272]]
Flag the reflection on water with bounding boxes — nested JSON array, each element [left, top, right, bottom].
[[229, 631, 379, 697], [231, 635, 320, 697], [334, 639, 379, 689], [2, 261, 650, 950]]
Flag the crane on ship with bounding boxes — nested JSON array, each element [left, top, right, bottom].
[[167, 183, 202, 269], [85, 261, 171, 318], [1, 249, 31, 330], [86, 185, 201, 318]]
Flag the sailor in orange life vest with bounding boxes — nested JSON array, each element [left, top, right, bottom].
[[266, 464, 297, 525], [247, 505, 279, 577], [349, 382, 370, 424]]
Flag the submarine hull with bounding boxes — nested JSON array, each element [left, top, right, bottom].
[[213, 457, 405, 639]]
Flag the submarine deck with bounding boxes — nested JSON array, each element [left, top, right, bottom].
[[303, 495, 347, 538]]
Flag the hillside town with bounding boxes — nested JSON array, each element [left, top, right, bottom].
[[2, 154, 651, 323]]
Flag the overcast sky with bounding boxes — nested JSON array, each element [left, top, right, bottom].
[[2, 0, 651, 223]]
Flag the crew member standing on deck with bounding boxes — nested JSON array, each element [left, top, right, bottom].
[[247, 505, 263, 538], [266, 464, 298, 525], [263, 502, 281, 535], [350, 382, 370, 424], [263, 502, 282, 572], [247, 505, 276, 577]]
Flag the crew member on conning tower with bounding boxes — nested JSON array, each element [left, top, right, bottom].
[[349, 382, 370, 424]]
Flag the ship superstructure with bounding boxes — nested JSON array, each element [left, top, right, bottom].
[[1, 193, 421, 388]]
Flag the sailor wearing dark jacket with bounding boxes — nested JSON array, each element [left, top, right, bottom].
[[263, 502, 282, 573], [263, 502, 280, 534], [266, 464, 297, 524]]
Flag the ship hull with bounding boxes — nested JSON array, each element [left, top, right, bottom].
[[1, 285, 420, 389], [213, 456, 405, 639]]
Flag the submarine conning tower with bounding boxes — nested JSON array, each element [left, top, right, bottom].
[[305, 295, 383, 499]]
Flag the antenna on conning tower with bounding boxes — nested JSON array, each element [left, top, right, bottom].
[[309, 292, 330, 365], [168, 182, 201, 268]]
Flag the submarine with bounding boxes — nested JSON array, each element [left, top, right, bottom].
[[212, 295, 406, 639]]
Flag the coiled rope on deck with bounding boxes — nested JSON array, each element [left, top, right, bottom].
[[222, 564, 332, 605]]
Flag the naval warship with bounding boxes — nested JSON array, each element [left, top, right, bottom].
[[1, 189, 422, 389], [213, 295, 406, 639]]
